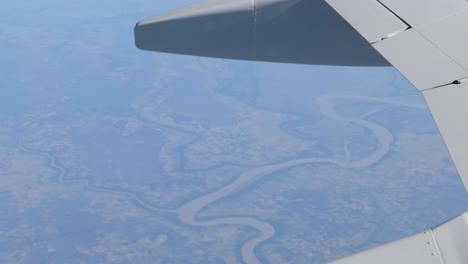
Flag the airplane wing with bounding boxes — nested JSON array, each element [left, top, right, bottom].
[[324, 1, 468, 262], [326, 0, 468, 191], [134, 0, 468, 262], [134, 0, 390, 66]]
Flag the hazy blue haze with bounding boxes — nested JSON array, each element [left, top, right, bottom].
[[1, 0, 467, 263]]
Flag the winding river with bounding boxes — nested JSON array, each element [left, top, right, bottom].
[[176, 95, 423, 263], [22, 95, 425, 263]]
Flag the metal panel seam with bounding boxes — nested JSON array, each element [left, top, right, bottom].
[[415, 28, 468, 78], [251, 0, 257, 59], [251, 0, 256, 22], [375, 0, 412, 29], [417, 7, 468, 73], [429, 229, 447, 263], [416, 6, 468, 29], [421, 78, 468, 92]]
